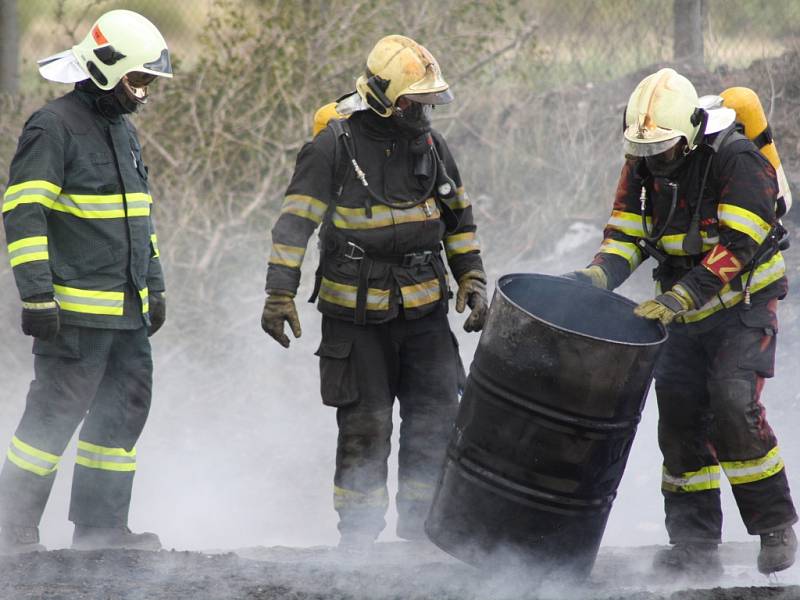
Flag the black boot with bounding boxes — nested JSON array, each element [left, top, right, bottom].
[[758, 527, 797, 574], [72, 525, 161, 551], [652, 543, 723, 578], [0, 526, 45, 554], [337, 530, 375, 557]]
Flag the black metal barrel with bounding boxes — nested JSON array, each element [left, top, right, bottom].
[[425, 273, 667, 579]]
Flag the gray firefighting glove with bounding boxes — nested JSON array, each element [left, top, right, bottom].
[[634, 284, 694, 326], [21, 294, 60, 341], [147, 291, 166, 337], [561, 265, 608, 289], [456, 271, 488, 333], [261, 291, 302, 348]]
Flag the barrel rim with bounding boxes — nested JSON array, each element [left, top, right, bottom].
[[496, 273, 668, 347]]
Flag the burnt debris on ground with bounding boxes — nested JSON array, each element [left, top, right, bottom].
[[0, 542, 798, 600]]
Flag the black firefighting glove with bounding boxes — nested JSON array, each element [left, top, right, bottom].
[[147, 291, 166, 337], [561, 265, 608, 289], [261, 291, 302, 348], [456, 270, 488, 333], [634, 284, 694, 326], [21, 294, 60, 341]]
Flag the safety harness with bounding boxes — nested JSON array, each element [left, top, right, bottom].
[[308, 119, 454, 325], [637, 126, 786, 309]]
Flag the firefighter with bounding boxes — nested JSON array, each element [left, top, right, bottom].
[[261, 35, 487, 550], [564, 68, 796, 576], [0, 10, 172, 552]]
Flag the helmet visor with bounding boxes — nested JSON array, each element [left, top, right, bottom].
[[622, 129, 683, 157], [403, 88, 454, 105]]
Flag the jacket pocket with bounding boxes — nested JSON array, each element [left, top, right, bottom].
[[315, 339, 359, 407], [737, 304, 777, 378], [32, 326, 81, 359], [51, 242, 121, 281]]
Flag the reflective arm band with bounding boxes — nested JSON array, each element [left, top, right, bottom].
[[718, 203, 770, 244], [280, 194, 327, 225], [8, 236, 49, 267], [2, 180, 61, 213], [445, 231, 480, 258], [598, 238, 643, 270], [607, 210, 650, 237], [269, 243, 306, 269]]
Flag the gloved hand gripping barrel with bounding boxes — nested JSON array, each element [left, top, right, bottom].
[[425, 273, 667, 579]]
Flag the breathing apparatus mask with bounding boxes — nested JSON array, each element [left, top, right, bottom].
[[393, 98, 434, 134], [644, 138, 689, 178]]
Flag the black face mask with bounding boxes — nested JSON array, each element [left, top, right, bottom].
[[645, 153, 688, 177], [78, 79, 139, 118], [391, 102, 433, 134]]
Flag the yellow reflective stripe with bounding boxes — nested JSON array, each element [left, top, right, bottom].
[[445, 231, 479, 258], [679, 253, 785, 322], [8, 236, 49, 267], [48, 192, 152, 219], [76, 440, 136, 472], [332, 199, 438, 230], [718, 203, 771, 244], [659, 232, 719, 255], [333, 205, 394, 229], [400, 278, 441, 308], [318, 277, 390, 311], [441, 187, 470, 210], [150, 234, 160, 258], [721, 446, 784, 485], [333, 485, 388, 510], [2, 180, 62, 213], [139, 287, 149, 314], [281, 194, 327, 224], [607, 210, 650, 237], [392, 199, 439, 224], [398, 479, 435, 502], [269, 243, 306, 268], [7, 436, 60, 477], [598, 238, 642, 269], [54, 284, 125, 316], [661, 464, 721, 493]]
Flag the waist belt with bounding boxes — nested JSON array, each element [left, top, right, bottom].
[[311, 239, 447, 325], [342, 241, 436, 268]]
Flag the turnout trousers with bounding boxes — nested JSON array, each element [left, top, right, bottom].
[[0, 325, 152, 528], [655, 299, 797, 544], [316, 305, 463, 540]]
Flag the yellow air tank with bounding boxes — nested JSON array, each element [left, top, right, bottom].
[[720, 87, 792, 217], [312, 102, 344, 137]]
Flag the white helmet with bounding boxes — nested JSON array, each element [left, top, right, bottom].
[[39, 9, 172, 95], [623, 68, 703, 157]]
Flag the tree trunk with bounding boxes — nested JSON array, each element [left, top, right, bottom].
[[673, 0, 704, 70], [0, 0, 19, 94]]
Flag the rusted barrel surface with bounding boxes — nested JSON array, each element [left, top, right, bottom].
[[425, 273, 667, 579]]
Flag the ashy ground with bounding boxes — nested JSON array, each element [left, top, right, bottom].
[[0, 541, 798, 600]]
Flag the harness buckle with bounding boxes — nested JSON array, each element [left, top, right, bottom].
[[401, 250, 433, 268], [344, 241, 365, 261]]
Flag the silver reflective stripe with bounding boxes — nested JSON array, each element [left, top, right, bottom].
[[9, 445, 57, 471], [76, 448, 136, 465], [8, 244, 48, 262], [3, 186, 59, 204], [57, 194, 124, 212], [55, 291, 123, 309]]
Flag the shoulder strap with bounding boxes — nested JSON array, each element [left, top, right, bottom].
[[308, 119, 352, 304]]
